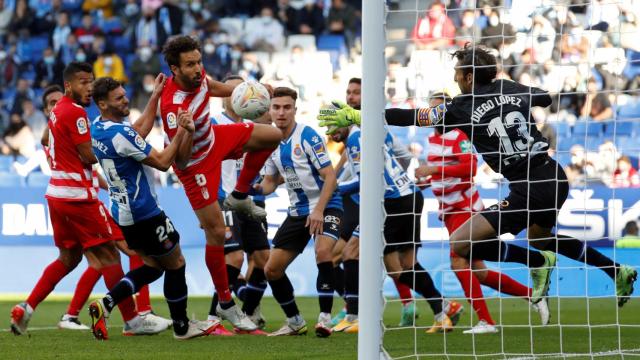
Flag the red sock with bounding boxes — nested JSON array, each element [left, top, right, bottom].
[[205, 245, 232, 302], [101, 264, 138, 322], [66, 266, 101, 316], [454, 268, 494, 325], [129, 255, 151, 313], [483, 270, 532, 298], [392, 277, 413, 305], [26, 259, 70, 310], [235, 149, 273, 193]]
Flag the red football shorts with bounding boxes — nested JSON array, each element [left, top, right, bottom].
[[48, 199, 115, 250], [175, 122, 254, 210], [101, 203, 124, 241], [444, 211, 472, 258]]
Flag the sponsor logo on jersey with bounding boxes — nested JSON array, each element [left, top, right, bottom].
[[293, 144, 302, 157], [460, 139, 472, 153], [134, 135, 146, 150], [76, 117, 88, 134], [284, 166, 303, 189], [173, 91, 187, 105], [349, 146, 360, 162], [167, 112, 177, 129], [312, 142, 327, 158]]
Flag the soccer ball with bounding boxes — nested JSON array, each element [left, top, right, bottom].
[[231, 81, 271, 120]]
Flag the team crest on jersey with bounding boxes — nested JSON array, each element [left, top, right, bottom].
[[293, 144, 302, 157], [460, 140, 472, 153], [201, 187, 210, 200], [167, 112, 177, 129], [76, 117, 88, 134], [134, 135, 146, 150]]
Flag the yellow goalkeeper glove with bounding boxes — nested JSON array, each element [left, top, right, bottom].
[[317, 101, 361, 134]]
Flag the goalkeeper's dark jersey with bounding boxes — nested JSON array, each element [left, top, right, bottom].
[[386, 79, 552, 181]]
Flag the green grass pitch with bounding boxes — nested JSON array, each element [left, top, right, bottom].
[[1, 296, 639, 359]]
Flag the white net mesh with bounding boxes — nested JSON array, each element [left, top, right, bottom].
[[375, 0, 640, 358]]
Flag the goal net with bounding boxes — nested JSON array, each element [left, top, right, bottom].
[[360, 0, 640, 358]]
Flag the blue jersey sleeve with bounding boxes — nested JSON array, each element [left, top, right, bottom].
[[112, 125, 152, 161], [302, 127, 331, 170]]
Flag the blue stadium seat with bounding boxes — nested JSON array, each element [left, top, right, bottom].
[[0, 156, 13, 172], [551, 122, 571, 138], [572, 122, 604, 137], [30, 36, 50, 62], [111, 35, 131, 55], [62, 0, 83, 11], [26, 172, 50, 187], [101, 18, 123, 34], [316, 35, 347, 72], [604, 121, 633, 137], [618, 101, 640, 119], [556, 139, 574, 152], [0, 173, 24, 187]]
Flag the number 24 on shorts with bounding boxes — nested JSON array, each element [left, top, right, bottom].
[[156, 217, 176, 242]]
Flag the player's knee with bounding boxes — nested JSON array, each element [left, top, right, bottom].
[[203, 223, 226, 245], [251, 250, 269, 268], [452, 240, 470, 258], [315, 246, 333, 263], [58, 248, 83, 269], [264, 265, 283, 281], [227, 250, 244, 268]]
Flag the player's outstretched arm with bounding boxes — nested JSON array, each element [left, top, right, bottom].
[[207, 76, 236, 98], [317, 101, 361, 133], [133, 73, 166, 139], [143, 109, 195, 171], [385, 105, 446, 127]]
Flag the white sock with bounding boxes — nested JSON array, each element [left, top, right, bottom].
[[288, 315, 304, 326], [345, 314, 358, 322]]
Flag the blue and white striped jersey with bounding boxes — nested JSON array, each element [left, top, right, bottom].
[[91, 117, 161, 226], [264, 123, 342, 216], [340, 126, 416, 204], [210, 113, 266, 202]]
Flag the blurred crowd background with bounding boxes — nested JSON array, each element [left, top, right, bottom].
[[0, 0, 638, 190]]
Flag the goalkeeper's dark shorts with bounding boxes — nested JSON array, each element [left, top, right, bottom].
[[481, 157, 569, 236], [383, 192, 423, 255], [339, 195, 359, 241]]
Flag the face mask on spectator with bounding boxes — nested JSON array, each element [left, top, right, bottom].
[[139, 47, 152, 62], [125, 3, 139, 17], [243, 60, 254, 70], [143, 83, 154, 93], [231, 50, 242, 60], [204, 43, 215, 54], [490, 16, 499, 27], [463, 16, 474, 28], [76, 52, 86, 62], [44, 56, 55, 65], [0, 51, 7, 61], [261, 15, 273, 25], [104, 56, 113, 67], [190, 1, 202, 12]]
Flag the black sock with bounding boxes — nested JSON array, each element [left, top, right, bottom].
[[544, 235, 618, 279], [164, 265, 189, 335], [208, 292, 219, 317], [231, 191, 248, 200], [242, 268, 267, 316], [226, 265, 241, 298], [316, 261, 334, 314], [343, 260, 359, 316], [471, 239, 545, 267], [333, 265, 345, 297], [399, 263, 443, 315], [104, 265, 164, 313], [235, 278, 247, 302], [268, 274, 299, 318]]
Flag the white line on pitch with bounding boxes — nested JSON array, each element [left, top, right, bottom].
[[507, 348, 640, 360], [1, 325, 125, 332]]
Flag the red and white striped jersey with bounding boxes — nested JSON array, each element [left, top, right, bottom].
[[160, 69, 213, 168], [45, 96, 98, 201], [427, 128, 483, 217]]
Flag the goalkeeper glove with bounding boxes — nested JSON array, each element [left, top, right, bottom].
[[317, 101, 361, 134]]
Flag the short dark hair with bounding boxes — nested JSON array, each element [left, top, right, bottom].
[[348, 77, 361, 85], [272, 87, 297, 102], [451, 43, 497, 86], [62, 62, 93, 82], [92, 77, 122, 105], [624, 221, 638, 236], [430, 91, 452, 102], [223, 75, 244, 82], [42, 85, 63, 105], [162, 35, 201, 68]]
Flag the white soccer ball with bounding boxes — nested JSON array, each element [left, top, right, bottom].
[[231, 81, 271, 120]]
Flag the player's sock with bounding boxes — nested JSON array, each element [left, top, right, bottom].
[[101, 265, 164, 314], [242, 268, 267, 316], [205, 245, 233, 303], [333, 265, 345, 297], [66, 266, 101, 316], [454, 268, 494, 325], [483, 270, 532, 298], [207, 265, 242, 316], [209, 292, 219, 317], [100, 264, 141, 322], [236, 278, 248, 302], [226, 264, 242, 299], [393, 277, 413, 305], [317, 261, 335, 314], [26, 259, 70, 310], [472, 240, 545, 267], [129, 255, 152, 313], [343, 260, 359, 315], [164, 265, 189, 335], [399, 263, 443, 315], [235, 149, 273, 194], [268, 274, 300, 317], [544, 235, 619, 279]]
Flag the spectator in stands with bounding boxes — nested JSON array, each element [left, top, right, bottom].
[[82, 0, 114, 18], [52, 11, 71, 54], [132, 73, 155, 111], [276, 45, 307, 100], [244, 7, 285, 52], [33, 0, 62, 35], [455, 9, 481, 48], [276, 0, 299, 34], [130, 44, 161, 93], [510, 49, 544, 85], [580, 78, 613, 122], [0, 112, 35, 157], [0, 48, 18, 89], [9, 0, 33, 35], [93, 50, 128, 83], [597, 140, 619, 180], [11, 78, 34, 115], [532, 107, 557, 157], [411, 1, 455, 50], [181, 0, 212, 36], [611, 155, 640, 188], [480, 10, 516, 50], [59, 33, 81, 65], [34, 47, 64, 89], [0, 0, 13, 42], [587, 0, 620, 31], [75, 13, 100, 50], [565, 144, 600, 186], [120, 0, 141, 38], [529, 15, 556, 62], [327, 0, 357, 36], [616, 221, 640, 248], [202, 35, 235, 80], [133, 5, 168, 51], [296, 0, 325, 37], [20, 99, 46, 144], [239, 52, 264, 82]]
